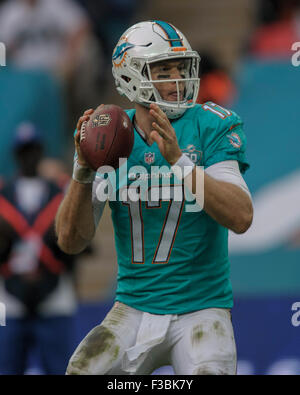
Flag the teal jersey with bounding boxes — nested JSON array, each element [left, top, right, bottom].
[[106, 102, 249, 314]]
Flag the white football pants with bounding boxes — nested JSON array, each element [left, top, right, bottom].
[[66, 302, 236, 375]]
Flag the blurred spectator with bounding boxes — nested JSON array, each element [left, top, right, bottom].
[[0, 0, 90, 80], [0, 0, 105, 142], [74, 0, 141, 102], [196, 52, 236, 107], [0, 122, 77, 374], [38, 158, 71, 192], [76, 0, 140, 64], [250, 0, 300, 58]]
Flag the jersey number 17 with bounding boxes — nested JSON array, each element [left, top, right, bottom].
[[123, 185, 185, 264]]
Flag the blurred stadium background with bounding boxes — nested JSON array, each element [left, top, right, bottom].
[[0, 0, 300, 375]]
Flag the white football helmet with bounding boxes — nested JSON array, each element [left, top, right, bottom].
[[112, 20, 200, 119]]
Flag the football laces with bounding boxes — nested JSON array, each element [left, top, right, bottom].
[[80, 121, 87, 143]]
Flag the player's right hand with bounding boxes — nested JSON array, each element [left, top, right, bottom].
[[75, 109, 94, 167], [75, 104, 105, 167]]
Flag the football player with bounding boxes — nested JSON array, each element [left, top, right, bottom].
[[56, 20, 253, 375]]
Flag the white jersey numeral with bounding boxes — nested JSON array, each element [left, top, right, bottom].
[[202, 102, 232, 119], [123, 185, 185, 264]]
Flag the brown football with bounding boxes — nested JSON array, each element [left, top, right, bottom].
[[79, 104, 134, 171]]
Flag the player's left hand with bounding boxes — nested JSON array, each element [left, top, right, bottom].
[[149, 103, 182, 165]]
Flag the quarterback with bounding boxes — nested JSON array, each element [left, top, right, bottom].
[[56, 21, 253, 375]]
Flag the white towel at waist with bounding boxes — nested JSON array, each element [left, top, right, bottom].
[[123, 312, 172, 373]]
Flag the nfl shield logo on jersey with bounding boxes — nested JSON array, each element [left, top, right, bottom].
[[144, 152, 155, 164]]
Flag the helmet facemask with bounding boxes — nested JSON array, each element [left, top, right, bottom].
[[138, 57, 200, 119]]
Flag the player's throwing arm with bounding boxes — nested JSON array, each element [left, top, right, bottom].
[[55, 108, 97, 254]]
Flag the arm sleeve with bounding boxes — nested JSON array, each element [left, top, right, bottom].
[[205, 160, 252, 199]]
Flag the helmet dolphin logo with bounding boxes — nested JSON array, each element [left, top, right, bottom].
[[113, 42, 136, 62]]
